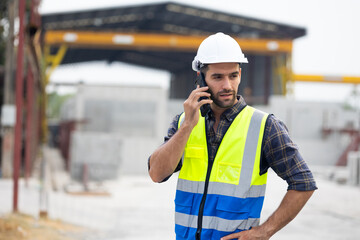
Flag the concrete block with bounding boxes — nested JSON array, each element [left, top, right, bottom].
[[70, 132, 122, 181], [348, 151, 360, 186]]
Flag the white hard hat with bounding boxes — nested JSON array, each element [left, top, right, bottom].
[[192, 32, 248, 72]]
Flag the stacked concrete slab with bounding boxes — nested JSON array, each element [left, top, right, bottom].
[[258, 96, 358, 166], [61, 85, 167, 180]]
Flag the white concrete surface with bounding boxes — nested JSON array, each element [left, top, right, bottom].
[[1, 168, 360, 239]]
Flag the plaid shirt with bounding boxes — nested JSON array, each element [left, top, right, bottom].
[[161, 96, 317, 191]]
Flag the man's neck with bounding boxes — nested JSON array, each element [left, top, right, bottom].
[[210, 106, 228, 133], [211, 106, 225, 120]]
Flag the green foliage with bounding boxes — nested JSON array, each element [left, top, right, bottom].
[[342, 86, 360, 111], [47, 92, 74, 119]]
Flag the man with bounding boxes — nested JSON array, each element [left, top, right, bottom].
[[148, 32, 317, 240]]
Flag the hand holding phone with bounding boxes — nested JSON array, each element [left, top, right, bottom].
[[196, 72, 211, 117]]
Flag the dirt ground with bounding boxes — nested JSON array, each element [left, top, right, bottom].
[[0, 213, 88, 240]]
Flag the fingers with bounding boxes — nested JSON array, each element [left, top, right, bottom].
[[190, 86, 211, 102], [191, 85, 209, 96], [197, 98, 212, 108], [182, 86, 212, 128], [221, 232, 242, 240], [187, 92, 212, 109], [185, 87, 210, 106]]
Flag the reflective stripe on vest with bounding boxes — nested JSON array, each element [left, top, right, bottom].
[[175, 106, 268, 239]]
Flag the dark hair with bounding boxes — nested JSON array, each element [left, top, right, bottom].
[[200, 64, 209, 76]]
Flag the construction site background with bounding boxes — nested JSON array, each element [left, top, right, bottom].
[[1, 1, 360, 239]]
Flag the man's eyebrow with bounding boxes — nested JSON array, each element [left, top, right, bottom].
[[210, 71, 240, 77], [211, 73, 223, 77]]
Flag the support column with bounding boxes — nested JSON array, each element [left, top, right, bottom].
[[25, 65, 35, 184], [13, 0, 26, 212]]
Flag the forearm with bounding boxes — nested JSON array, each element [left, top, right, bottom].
[[259, 190, 314, 238], [149, 123, 193, 182]]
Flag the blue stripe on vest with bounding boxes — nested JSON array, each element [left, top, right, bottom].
[[175, 225, 243, 240], [175, 190, 264, 220]]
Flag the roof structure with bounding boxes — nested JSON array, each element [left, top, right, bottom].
[[42, 2, 305, 38], [41, 2, 305, 72], [41, 2, 309, 100]]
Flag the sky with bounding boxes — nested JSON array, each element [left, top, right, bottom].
[[39, 0, 360, 103]]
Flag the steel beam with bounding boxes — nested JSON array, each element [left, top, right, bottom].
[[44, 30, 293, 54], [293, 74, 360, 84]]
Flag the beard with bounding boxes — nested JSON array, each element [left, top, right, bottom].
[[208, 88, 237, 109]]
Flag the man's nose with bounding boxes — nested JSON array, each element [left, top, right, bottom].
[[222, 77, 231, 89]]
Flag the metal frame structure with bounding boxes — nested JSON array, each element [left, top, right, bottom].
[[41, 2, 306, 102], [1, 0, 43, 212]]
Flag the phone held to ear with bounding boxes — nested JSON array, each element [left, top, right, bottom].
[[196, 72, 211, 117]]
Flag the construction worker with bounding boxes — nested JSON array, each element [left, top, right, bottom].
[[148, 32, 317, 240]]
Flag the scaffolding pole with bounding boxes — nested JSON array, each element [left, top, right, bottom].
[[13, 0, 26, 213]]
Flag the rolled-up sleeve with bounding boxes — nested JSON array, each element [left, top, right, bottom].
[[261, 115, 318, 191]]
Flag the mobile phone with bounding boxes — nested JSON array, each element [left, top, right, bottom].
[[196, 72, 211, 117]]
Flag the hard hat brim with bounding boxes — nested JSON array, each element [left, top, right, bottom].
[[192, 58, 248, 72]]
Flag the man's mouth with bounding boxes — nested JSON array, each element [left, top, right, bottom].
[[219, 92, 233, 98]]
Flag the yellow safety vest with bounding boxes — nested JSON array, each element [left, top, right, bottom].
[[175, 106, 268, 240]]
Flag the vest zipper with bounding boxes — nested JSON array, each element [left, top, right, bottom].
[[195, 119, 213, 240], [195, 158, 214, 240]]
